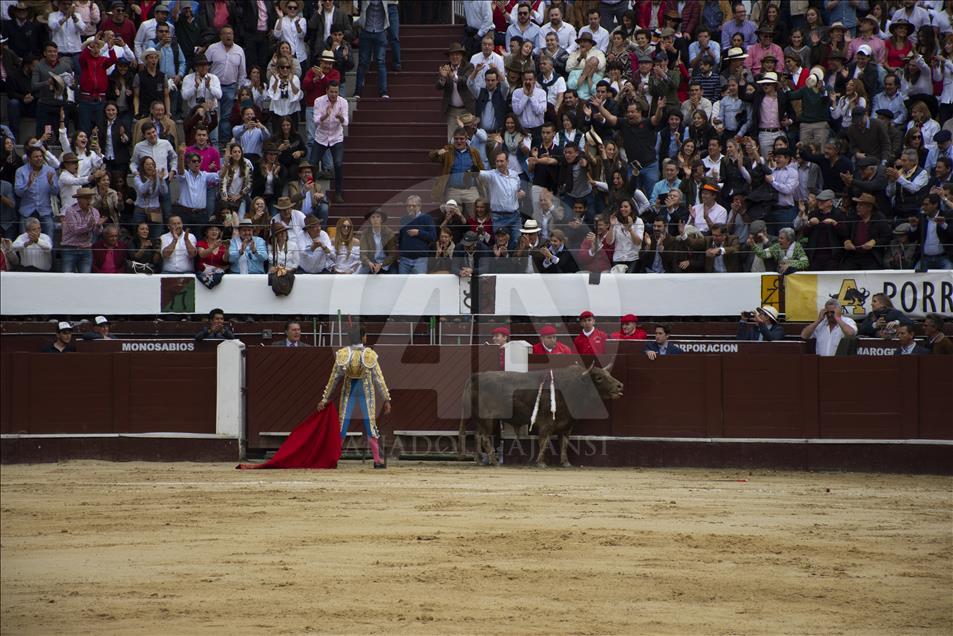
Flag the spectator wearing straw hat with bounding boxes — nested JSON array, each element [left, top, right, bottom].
[[744, 70, 796, 158], [228, 218, 268, 274], [532, 324, 572, 355], [41, 321, 77, 353], [612, 314, 647, 340], [298, 215, 334, 274], [574, 311, 608, 356], [60, 186, 103, 273], [437, 42, 475, 142], [737, 306, 785, 341], [745, 26, 783, 77], [271, 196, 308, 254]]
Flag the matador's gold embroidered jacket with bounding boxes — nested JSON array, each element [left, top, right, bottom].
[[321, 345, 391, 436]]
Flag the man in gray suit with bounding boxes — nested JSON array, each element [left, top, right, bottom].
[[273, 320, 312, 347]]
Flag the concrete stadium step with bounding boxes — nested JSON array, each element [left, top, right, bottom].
[[335, 188, 433, 207], [397, 47, 450, 61], [365, 70, 435, 80], [376, 59, 443, 73], [352, 83, 441, 99], [394, 34, 460, 48], [330, 200, 438, 220], [347, 162, 439, 177], [347, 121, 447, 137], [352, 108, 443, 123], [399, 24, 463, 36], [346, 148, 440, 161], [353, 96, 441, 111], [342, 175, 437, 190], [345, 134, 445, 148]]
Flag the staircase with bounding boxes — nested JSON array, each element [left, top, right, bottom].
[[335, 23, 463, 223]]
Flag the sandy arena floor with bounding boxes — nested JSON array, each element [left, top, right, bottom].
[[1, 461, 951, 635]]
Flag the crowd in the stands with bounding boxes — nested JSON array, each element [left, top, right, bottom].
[[0, 0, 950, 278]]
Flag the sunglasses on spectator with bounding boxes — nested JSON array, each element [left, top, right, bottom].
[[279, 65, 291, 69], [519, 11, 529, 15]]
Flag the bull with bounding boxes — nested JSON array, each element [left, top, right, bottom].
[[458, 363, 623, 467]]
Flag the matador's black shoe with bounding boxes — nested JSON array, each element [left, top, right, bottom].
[[373, 462, 387, 469]]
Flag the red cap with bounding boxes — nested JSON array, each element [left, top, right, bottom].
[[579, 310, 594, 320], [621, 313, 638, 324], [539, 325, 557, 336], [491, 327, 510, 337]]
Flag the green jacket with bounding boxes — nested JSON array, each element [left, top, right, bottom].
[[754, 240, 809, 271]]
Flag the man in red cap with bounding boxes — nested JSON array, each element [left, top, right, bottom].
[[532, 325, 572, 355], [612, 314, 647, 340], [573, 311, 607, 355]]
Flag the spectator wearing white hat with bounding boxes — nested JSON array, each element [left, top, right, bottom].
[[736, 306, 785, 341], [41, 322, 77, 353], [83, 316, 116, 341], [845, 44, 881, 97]]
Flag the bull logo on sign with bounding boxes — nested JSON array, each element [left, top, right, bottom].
[[830, 279, 870, 315]]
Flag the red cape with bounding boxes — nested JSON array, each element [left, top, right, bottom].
[[237, 406, 342, 470]]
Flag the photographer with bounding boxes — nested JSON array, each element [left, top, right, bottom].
[[737, 306, 785, 342], [858, 293, 914, 339]]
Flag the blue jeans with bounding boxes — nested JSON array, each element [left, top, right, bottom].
[[20, 212, 54, 241], [492, 210, 522, 250], [387, 4, 401, 68], [398, 256, 428, 274], [310, 141, 344, 194], [635, 161, 660, 200], [305, 107, 334, 173], [218, 83, 237, 143], [77, 100, 105, 137], [61, 247, 92, 273], [356, 30, 388, 97], [766, 206, 797, 235], [915, 254, 953, 271]]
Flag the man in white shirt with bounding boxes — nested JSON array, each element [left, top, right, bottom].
[[536, 5, 577, 53], [690, 182, 728, 234], [159, 215, 197, 273], [298, 214, 334, 273], [48, 0, 86, 61], [801, 300, 858, 357], [272, 196, 309, 253], [11, 218, 53, 271], [133, 1, 174, 59], [311, 80, 348, 203], [205, 26, 246, 143], [577, 8, 610, 53], [511, 71, 547, 136], [467, 35, 505, 94], [130, 122, 176, 219], [180, 55, 222, 114], [273, 0, 308, 64], [463, 0, 493, 46], [478, 152, 525, 249]]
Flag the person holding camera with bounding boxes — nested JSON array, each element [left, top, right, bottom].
[[737, 305, 785, 341], [800, 299, 858, 357]]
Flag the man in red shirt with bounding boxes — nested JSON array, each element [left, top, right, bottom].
[[491, 326, 509, 369], [78, 33, 119, 136], [573, 310, 607, 355], [531, 325, 572, 355], [611, 314, 647, 340]]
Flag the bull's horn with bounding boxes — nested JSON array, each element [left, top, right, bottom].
[[603, 362, 613, 373], [582, 361, 595, 375]]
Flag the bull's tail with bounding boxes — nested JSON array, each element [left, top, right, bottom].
[[458, 376, 472, 460]]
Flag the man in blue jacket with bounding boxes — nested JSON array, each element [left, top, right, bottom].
[[398, 194, 436, 274], [228, 219, 269, 274], [645, 324, 685, 360]]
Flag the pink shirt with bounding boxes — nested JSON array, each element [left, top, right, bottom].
[[256, 0, 268, 32], [186, 145, 222, 173], [760, 95, 780, 129], [744, 43, 784, 76], [61, 204, 101, 248], [312, 94, 349, 146], [847, 36, 885, 64]]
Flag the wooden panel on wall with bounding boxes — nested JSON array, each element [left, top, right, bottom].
[[0, 353, 12, 434], [613, 357, 710, 437], [917, 356, 953, 440], [817, 358, 907, 439], [27, 355, 115, 433], [125, 353, 216, 433], [722, 355, 811, 438]]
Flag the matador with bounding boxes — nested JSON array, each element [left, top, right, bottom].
[[318, 327, 391, 468]]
